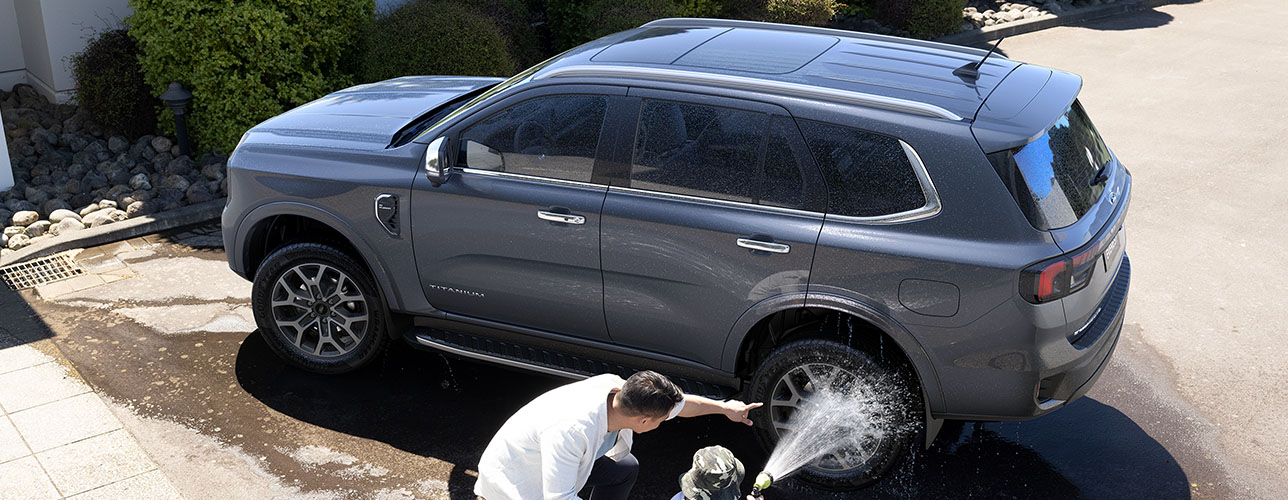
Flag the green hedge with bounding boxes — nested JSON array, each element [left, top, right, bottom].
[[764, 0, 838, 26], [128, 0, 374, 154], [360, 1, 515, 82], [70, 29, 155, 139], [547, 0, 679, 51], [876, 0, 965, 39]]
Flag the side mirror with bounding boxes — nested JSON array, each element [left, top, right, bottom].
[[424, 136, 451, 186]]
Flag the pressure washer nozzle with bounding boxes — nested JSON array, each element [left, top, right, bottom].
[[752, 472, 773, 493]]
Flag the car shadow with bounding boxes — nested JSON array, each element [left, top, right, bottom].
[[0, 286, 56, 346], [236, 332, 1190, 499]]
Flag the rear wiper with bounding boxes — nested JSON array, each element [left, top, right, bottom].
[[1091, 160, 1111, 185]]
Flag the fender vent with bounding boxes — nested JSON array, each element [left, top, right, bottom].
[[1, 253, 86, 290]]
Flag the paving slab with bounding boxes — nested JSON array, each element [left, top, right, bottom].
[[0, 455, 61, 500], [65, 470, 183, 500], [0, 334, 52, 375], [10, 392, 122, 453], [0, 363, 89, 413], [0, 415, 29, 463], [36, 429, 158, 497]]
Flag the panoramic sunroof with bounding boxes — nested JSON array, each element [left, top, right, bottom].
[[673, 28, 839, 74], [592, 27, 729, 65]]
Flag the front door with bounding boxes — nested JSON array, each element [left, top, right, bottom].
[[410, 87, 625, 341], [600, 90, 827, 367]]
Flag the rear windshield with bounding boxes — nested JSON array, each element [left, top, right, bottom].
[[988, 100, 1112, 230]]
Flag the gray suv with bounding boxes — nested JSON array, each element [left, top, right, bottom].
[[222, 18, 1131, 489]]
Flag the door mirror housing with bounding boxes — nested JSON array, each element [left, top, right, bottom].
[[424, 136, 451, 186]]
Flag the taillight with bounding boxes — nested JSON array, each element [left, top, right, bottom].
[[1021, 229, 1119, 303]]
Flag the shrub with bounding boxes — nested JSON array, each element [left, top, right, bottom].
[[876, 0, 965, 39], [69, 29, 155, 139], [450, 0, 547, 69], [128, 0, 374, 154], [724, 0, 837, 26], [764, 0, 838, 26], [360, 1, 515, 82], [676, 0, 722, 17], [547, 0, 679, 51]]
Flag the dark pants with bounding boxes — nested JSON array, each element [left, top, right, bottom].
[[585, 453, 639, 500]]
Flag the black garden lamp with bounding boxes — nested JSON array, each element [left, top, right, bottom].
[[159, 82, 193, 156]]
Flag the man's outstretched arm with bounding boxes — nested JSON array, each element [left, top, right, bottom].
[[677, 395, 762, 425]]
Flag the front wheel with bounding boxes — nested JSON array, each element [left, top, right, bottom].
[[747, 339, 921, 490], [251, 242, 390, 374]]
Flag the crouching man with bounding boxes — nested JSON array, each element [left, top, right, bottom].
[[474, 371, 761, 500]]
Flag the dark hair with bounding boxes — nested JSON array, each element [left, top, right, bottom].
[[618, 371, 683, 418]]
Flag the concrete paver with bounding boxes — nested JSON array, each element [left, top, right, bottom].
[[37, 430, 159, 497], [0, 334, 51, 375], [66, 471, 182, 500], [10, 393, 122, 453], [0, 415, 28, 463], [0, 456, 61, 500], [0, 363, 90, 413]]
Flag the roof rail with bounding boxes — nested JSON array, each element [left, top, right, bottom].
[[535, 65, 964, 121], [641, 18, 999, 59]]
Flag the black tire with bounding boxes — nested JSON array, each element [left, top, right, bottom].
[[251, 242, 390, 374], [747, 339, 922, 490]]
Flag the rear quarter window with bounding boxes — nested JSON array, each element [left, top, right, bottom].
[[798, 120, 925, 217]]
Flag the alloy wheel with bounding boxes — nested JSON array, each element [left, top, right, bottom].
[[269, 263, 369, 359], [769, 362, 886, 474]]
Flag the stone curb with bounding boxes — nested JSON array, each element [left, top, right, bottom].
[[0, 198, 226, 267], [937, 0, 1179, 46]]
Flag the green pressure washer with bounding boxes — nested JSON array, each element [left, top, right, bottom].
[[750, 472, 773, 499]]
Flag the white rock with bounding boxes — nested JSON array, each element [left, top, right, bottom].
[[7, 233, 29, 250], [79, 203, 101, 217], [12, 210, 38, 226], [52, 217, 85, 236], [49, 209, 82, 224], [23, 220, 50, 237]]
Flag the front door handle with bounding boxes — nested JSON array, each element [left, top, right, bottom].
[[537, 210, 585, 225], [737, 238, 790, 254]]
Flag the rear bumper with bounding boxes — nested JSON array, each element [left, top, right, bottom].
[[934, 253, 1131, 421]]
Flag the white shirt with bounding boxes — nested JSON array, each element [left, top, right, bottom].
[[474, 374, 683, 500]]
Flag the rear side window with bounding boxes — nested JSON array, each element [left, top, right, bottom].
[[458, 94, 607, 183], [988, 100, 1111, 230], [630, 100, 767, 203], [798, 120, 925, 217]]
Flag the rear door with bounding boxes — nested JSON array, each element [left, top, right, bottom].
[[600, 89, 827, 367], [410, 85, 627, 341]]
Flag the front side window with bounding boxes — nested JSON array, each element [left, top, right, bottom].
[[458, 94, 607, 183], [798, 120, 925, 217], [630, 100, 768, 203]]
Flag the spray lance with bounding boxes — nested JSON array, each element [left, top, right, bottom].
[[749, 471, 773, 499]]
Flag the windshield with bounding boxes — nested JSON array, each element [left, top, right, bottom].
[[988, 100, 1112, 230], [411, 53, 568, 144]]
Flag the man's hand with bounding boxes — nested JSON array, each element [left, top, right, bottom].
[[722, 400, 762, 426]]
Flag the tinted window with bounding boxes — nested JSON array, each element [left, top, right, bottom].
[[987, 101, 1111, 230], [459, 95, 607, 183], [799, 120, 925, 217], [631, 100, 768, 203], [762, 116, 806, 209]]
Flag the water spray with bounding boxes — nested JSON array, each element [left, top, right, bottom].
[[749, 471, 773, 499]]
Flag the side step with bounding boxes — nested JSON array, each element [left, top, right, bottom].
[[407, 327, 736, 400]]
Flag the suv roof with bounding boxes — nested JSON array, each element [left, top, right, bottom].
[[532, 18, 1082, 152]]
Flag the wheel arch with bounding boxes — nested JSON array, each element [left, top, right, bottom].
[[235, 202, 404, 315], [721, 293, 945, 414]]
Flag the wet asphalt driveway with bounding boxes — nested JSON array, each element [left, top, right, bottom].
[[4, 222, 1239, 500]]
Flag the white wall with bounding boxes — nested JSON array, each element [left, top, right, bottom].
[[0, 0, 26, 91], [0, 108, 12, 193], [9, 0, 131, 102]]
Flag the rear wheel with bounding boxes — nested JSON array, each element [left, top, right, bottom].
[[251, 242, 390, 374], [747, 339, 921, 490]]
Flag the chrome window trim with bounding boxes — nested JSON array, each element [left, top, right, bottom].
[[824, 140, 943, 225], [610, 185, 822, 219], [458, 167, 605, 190], [536, 65, 963, 121]]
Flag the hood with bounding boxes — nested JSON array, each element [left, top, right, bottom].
[[248, 76, 504, 150]]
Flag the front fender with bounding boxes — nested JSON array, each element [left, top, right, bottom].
[[232, 201, 404, 311]]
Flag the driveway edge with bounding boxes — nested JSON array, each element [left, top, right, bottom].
[[937, 0, 1180, 46], [1, 198, 226, 267]]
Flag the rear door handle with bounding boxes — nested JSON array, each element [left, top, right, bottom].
[[537, 211, 585, 225], [737, 238, 790, 254]]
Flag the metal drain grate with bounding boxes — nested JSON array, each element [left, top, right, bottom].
[[1, 253, 86, 290]]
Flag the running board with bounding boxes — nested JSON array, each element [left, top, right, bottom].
[[408, 328, 736, 399]]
